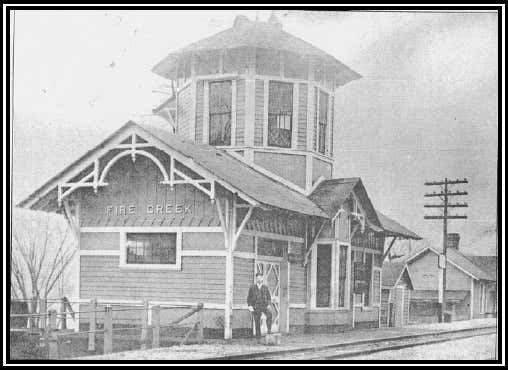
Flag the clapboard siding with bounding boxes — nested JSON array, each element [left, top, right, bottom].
[[80, 232, 119, 250], [297, 83, 308, 150], [312, 157, 332, 183], [235, 79, 246, 146], [195, 80, 204, 142], [254, 79, 264, 146], [312, 87, 318, 151], [289, 262, 306, 304], [305, 310, 350, 326], [354, 306, 379, 322], [330, 95, 335, 157], [408, 250, 471, 291], [254, 152, 306, 188], [80, 255, 225, 303], [233, 257, 254, 305], [177, 84, 192, 139], [182, 232, 224, 250]]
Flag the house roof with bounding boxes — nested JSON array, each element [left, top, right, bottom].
[[382, 262, 409, 287], [17, 117, 328, 219], [405, 246, 496, 281], [376, 211, 422, 240], [152, 16, 361, 87], [465, 255, 498, 281]]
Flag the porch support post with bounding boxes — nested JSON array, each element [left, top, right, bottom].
[[222, 195, 236, 340], [382, 236, 398, 262]]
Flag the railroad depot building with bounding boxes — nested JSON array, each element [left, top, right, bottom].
[[18, 15, 421, 339]]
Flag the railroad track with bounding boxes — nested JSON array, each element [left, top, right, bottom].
[[212, 326, 497, 360]]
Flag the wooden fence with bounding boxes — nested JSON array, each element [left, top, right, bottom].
[[10, 298, 205, 359]]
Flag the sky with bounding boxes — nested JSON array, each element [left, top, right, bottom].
[[11, 9, 499, 256]]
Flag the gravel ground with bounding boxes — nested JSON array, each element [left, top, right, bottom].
[[80, 318, 497, 361], [349, 334, 498, 360]]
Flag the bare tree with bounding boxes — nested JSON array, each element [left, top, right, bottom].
[[11, 211, 77, 315]]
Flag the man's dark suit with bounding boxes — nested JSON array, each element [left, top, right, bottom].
[[247, 284, 273, 337]]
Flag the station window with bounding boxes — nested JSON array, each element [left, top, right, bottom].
[[316, 244, 332, 308], [209, 80, 232, 146], [318, 90, 329, 154], [268, 81, 293, 148], [126, 233, 177, 265]]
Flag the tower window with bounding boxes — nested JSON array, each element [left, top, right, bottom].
[[209, 80, 232, 146], [318, 90, 329, 154], [268, 81, 293, 148]]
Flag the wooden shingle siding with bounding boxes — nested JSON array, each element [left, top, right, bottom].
[[233, 257, 254, 305], [297, 83, 308, 150], [79, 155, 220, 228], [254, 79, 264, 146], [195, 80, 204, 142], [289, 262, 306, 304], [337, 213, 349, 242], [80, 232, 119, 250], [80, 255, 225, 303], [177, 84, 192, 139], [236, 235, 254, 253], [312, 157, 332, 183], [253, 152, 306, 188], [182, 232, 224, 250], [235, 79, 246, 146]]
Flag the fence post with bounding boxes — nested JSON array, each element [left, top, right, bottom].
[[39, 298, 47, 330], [140, 300, 149, 350], [59, 297, 67, 330], [103, 305, 113, 354], [88, 298, 97, 352], [47, 310, 59, 359], [197, 308, 204, 343], [152, 305, 160, 349]]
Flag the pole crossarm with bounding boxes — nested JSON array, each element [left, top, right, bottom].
[[424, 215, 467, 220], [424, 179, 468, 186], [424, 203, 468, 208], [424, 191, 468, 197]]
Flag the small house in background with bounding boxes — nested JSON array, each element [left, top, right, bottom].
[[380, 262, 414, 327], [404, 234, 497, 324]]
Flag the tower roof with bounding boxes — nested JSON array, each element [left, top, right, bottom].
[[152, 15, 361, 86]]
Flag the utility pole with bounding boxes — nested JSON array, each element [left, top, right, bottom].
[[424, 178, 468, 323]]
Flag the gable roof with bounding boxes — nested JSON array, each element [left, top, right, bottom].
[[405, 246, 496, 281], [152, 17, 361, 87], [382, 262, 413, 288], [376, 211, 422, 240], [465, 255, 498, 281], [17, 117, 327, 219]]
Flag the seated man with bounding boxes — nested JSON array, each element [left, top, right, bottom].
[[247, 272, 273, 338]]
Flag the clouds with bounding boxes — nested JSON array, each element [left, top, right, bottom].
[[11, 10, 498, 255]]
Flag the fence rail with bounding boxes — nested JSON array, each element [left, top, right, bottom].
[[10, 297, 205, 359]]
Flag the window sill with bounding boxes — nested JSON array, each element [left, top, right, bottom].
[[119, 263, 181, 271]]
